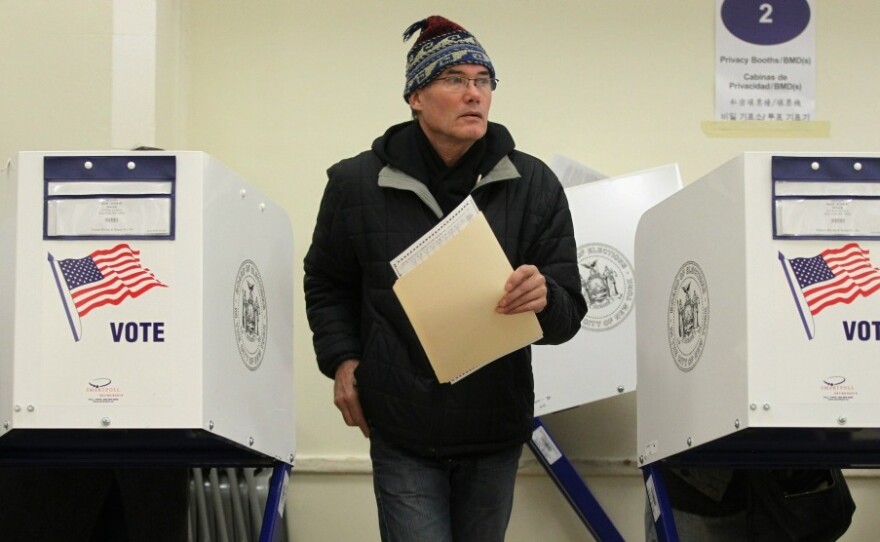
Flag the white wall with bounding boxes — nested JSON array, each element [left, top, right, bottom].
[[0, 1, 113, 156], [4, 1, 880, 540]]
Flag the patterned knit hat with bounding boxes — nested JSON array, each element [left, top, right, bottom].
[[403, 16, 495, 101]]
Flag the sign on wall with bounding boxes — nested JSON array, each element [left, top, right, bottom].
[[715, 0, 815, 121]]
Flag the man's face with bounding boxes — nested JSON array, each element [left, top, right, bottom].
[[408, 64, 493, 151]]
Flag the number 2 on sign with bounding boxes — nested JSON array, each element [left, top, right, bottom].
[[759, 3, 773, 24]]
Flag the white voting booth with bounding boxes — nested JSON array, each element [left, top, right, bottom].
[[0, 151, 294, 536], [532, 163, 682, 415], [635, 152, 880, 541], [637, 152, 880, 467], [525, 162, 681, 541]]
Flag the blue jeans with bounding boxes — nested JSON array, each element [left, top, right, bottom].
[[370, 432, 523, 542]]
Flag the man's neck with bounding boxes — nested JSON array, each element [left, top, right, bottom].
[[417, 122, 474, 167]]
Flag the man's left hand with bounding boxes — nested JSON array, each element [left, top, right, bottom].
[[496, 264, 547, 314]]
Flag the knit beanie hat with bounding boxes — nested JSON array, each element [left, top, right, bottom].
[[402, 16, 495, 102]]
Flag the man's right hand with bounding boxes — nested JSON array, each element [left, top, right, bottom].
[[334, 359, 369, 437]]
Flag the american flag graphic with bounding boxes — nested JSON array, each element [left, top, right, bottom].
[[787, 243, 880, 316], [55, 243, 167, 317]]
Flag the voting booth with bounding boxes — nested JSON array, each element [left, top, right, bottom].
[[636, 151, 880, 468], [532, 164, 682, 416], [525, 163, 681, 542], [0, 151, 294, 534]]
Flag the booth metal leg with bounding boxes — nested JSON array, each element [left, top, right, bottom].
[[258, 463, 291, 542], [529, 417, 624, 542], [642, 463, 679, 542]]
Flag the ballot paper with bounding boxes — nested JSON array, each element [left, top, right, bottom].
[[392, 198, 543, 383], [391, 196, 479, 278]]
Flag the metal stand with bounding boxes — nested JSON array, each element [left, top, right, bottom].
[[642, 462, 679, 542], [259, 463, 291, 542], [528, 417, 625, 542]]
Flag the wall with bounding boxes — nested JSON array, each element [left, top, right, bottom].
[[0, 1, 113, 157], [4, 1, 880, 540]]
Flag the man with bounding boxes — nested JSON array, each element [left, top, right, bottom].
[[304, 15, 586, 542]]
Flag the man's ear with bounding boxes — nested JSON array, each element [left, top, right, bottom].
[[408, 90, 423, 114]]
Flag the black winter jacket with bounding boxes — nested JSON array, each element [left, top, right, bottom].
[[304, 121, 586, 457]]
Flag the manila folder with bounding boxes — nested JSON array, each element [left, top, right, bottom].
[[392, 212, 543, 383]]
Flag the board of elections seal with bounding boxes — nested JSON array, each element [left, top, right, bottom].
[[233, 259, 267, 371], [667, 261, 710, 372], [578, 243, 635, 331]]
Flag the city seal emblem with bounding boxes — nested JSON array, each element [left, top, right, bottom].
[[667, 261, 710, 372], [233, 259, 268, 371], [578, 243, 635, 331]]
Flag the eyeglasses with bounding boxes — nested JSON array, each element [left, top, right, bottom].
[[433, 75, 499, 92]]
